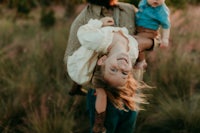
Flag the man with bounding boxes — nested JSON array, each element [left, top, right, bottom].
[[64, 0, 143, 132], [64, 0, 138, 95]]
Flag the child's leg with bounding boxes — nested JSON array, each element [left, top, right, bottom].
[[138, 51, 145, 62], [93, 88, 107, 133], [135, 35, 153, 52], [134, 35, 152, 69], [68, 81, 86, 96]]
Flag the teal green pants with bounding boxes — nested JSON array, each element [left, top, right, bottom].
[[87, 89, 138, 133]]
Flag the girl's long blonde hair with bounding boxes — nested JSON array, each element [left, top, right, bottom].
[[92, 67, 149, 111], [106, 73, 148, 111]]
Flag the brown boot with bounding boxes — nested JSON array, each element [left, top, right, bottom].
[[68, 82, 87, 96], [92, 111, 106, 133]]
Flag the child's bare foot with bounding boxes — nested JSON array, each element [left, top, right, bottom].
[[134, 60, 147, 69]]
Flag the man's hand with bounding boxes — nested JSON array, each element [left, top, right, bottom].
[[100, 17, 114, 27]]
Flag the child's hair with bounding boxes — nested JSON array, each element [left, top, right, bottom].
[[92, 66, 148, 111]]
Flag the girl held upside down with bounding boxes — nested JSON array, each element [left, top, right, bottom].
[[67, 17, 147, 133]]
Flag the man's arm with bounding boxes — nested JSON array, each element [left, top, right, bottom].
[[64, 6, 88, 65]]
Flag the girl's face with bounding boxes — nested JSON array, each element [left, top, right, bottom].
[[97, 31, 133, 87], [147, 0, 165, 7], [100, 52, 132, 87]]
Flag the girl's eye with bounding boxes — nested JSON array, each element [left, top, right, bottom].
[[110, 68, 117, 72], [122, 71, 128, 75]]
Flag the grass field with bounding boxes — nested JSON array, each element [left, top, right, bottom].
[[0, 4, 200, 133]]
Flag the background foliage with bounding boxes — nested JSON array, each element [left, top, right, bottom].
[[0, 0, 200, 133]]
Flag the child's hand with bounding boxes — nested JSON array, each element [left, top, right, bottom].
[[160, 43, 168, 49], [100, 17, 114, 27], [160, 39, 169, 49]]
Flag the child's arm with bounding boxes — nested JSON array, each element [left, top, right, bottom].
[[160, 6, 170, 48], [160, 28, 170, 48]]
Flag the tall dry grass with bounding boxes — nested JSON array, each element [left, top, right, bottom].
[[0, 7, 81, 132], [0, 3, 200, 133], [135, 6, 200, 133]]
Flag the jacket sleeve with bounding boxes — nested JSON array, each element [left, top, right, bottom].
[[77, 19, 113, 54], [64, 6, 88, 66]]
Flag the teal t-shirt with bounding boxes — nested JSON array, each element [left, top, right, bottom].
[[136, 0, 170, 30], [87, 89, 138, 133]]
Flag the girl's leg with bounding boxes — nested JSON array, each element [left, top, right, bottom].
[[93, 88, 107, 133]]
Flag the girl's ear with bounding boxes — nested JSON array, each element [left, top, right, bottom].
[[97, 55, 107, 66]]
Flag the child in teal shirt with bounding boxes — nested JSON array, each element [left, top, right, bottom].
[[134, 0, 171, 69]]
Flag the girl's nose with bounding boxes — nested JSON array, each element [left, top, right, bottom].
[[118, 60, 131, 71]]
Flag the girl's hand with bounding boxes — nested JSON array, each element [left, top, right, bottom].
[[100, 17, 115, 27]]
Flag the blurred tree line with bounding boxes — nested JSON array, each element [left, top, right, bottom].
[[122, 0, 200, 8], [0, 0, 83, 29], [0, 0, 200, 12], [0, 0, 200, 29]]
